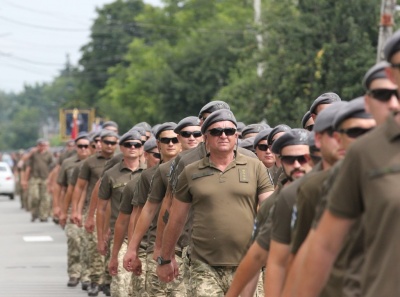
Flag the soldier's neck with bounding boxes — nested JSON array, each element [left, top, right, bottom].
[[124, 157, 140, 171]]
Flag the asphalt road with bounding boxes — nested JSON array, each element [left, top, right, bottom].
[[0, 195, 91, 297]]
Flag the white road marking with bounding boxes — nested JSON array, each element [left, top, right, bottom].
[[23, 236, 53, 242]]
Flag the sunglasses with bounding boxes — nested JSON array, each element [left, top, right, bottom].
[[305, 125, 314, 132], [77, 144, 89, 149], [337, 127, 372, 138], [256, 144, 270, 151], [159, 137, 179, 144], [207, 128, 237, 137], [367, 88, 399, 102], [148, 151, 161, 159], [91, 144, 96, 149], [94, 139, 100, 143], [180, 131, 202, 138], [122, 142, 142, 148], [280, 155, 308, 165], [102, 140, 117, 146]]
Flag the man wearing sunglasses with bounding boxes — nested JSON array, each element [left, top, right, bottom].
[[110, 137, 160, 297], [157, 110, 273, 296], [96, 131, 146, 297], [71, 129, 119, 296], [253, 128, 276, 184], [155, 102, 259, 296], [124, 122, 186, 296], [301, 111, 314, 132], [364, 61, 400, 125], [289, 31, 400, 297], [282, 97, 376, 297]]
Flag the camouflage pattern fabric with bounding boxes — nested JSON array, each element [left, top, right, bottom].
[[110, 239, 132, 297], [29, 177, 50, 220], [65, 221, 81, 278]]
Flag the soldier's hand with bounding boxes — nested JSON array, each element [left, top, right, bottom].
[[156, 262, 175, 283], [75, 214, 82, 227], [108, 256, 118, 276], [104, 228, 111, 242], [122, 250, 136, 272], [84, 217, 95, 233], [97, 240, 107, 256], [171, 257, 179, 278], [59, 212, 67, 229], [53, 206, 61, 219]]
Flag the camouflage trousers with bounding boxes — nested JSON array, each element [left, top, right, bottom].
[[109, 238, 132, 297], [80, 217, 90, 283], [86, 213, 111, 285], [256, 270, 264, 297], [146, 252, 186, 296], [190, 259, 238, 297], [29, 177, 50, 220], [131, 252, 148, 297], [65, 221, 81, 278], [20, 187, 29, 211]]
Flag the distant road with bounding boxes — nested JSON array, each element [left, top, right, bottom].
[[0, 195, 88, 296]]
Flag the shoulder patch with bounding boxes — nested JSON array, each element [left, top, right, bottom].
[[239, 168, 249, 183]]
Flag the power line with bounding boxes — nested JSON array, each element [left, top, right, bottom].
[[0, 61, 54, 76], [0, 0, 90, 26], [0, 15, 87, 32], [0, 51, 64, 66]]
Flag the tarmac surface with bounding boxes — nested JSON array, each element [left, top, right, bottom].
[[0, 195, 92, 296]]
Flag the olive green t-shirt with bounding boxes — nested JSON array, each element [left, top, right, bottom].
[[58, 149, 76, 166], [69, 164, 81, 187], [327, 114, 400, 297], [28, 150, 54, 179], [175, 153, 273, 266], [102, 153, 123, 176], [98, 160, 146, 232], [271, 163, 322, 245], [57, 155, 81, 187], [78, 153, 112, 208], [290, 169, 330, 254]]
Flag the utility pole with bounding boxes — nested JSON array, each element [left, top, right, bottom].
[[377, 0, 397, 62], [254, 0, 264, 77]]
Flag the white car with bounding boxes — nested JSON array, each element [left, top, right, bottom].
[[0, 161, 15, 199]]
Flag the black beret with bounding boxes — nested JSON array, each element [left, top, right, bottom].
[[129, 126, 146, 137], [100, 129, 119, 139], [155, 122, 177, 139], [271, 129, 310, 155], [301, 111, 312, 128], [383, 29, 400, 62], [267, 124, 291, 146], [253, 128, 273, 149], [90, 131, 101, 142], [333, 97, 373, 130], [102, 121, 118, 129], [309, 93, 342, 114], [143, 137, 157, 152], [201, 109, 237, 134], [362, 61, 390, 90], [151, 124, 161, 137], [134, 122, 152, 132], [75, 132, 90, 143], [313, 102, 348, 133], [238, 136, 255, 152], [174, 116, 200, 134], [119, 131, 142, 144], [198, 100, 230, 118], [237, 122, 246, 132], [242, 124, 267, 138]]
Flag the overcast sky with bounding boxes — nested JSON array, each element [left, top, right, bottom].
[[0, 0, 161, 93]]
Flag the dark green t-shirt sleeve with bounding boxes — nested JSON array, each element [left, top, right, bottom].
[[175, 169, 192, 203], [147, 167, 166, 203], [271, 192, 292, 245], [78, 159, 90, 181], [120, 179, 136, 214], [98, 173, 111, 200]]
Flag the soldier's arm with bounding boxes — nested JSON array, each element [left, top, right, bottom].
[[160, 198, 190, 261], [87, 179, 101, 221], [154, 190, 173, 254], [294, 210, 354, 297], [96, 197, 109, 254], [226, 242, 268, 297], [127, 206, 142, 243], [128, 200, 160, 257], [71, 178, 87, 213], [109, 212, 131, 275]]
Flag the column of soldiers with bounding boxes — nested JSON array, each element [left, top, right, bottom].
[[14, 30, 400, 297]]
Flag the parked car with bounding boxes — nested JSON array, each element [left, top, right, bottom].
[[0, 161, 15, 199]]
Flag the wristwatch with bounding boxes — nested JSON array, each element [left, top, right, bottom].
[[157, 256, 171, 266]]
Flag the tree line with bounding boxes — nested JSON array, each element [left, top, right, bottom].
[[0, 0, 381, 150]]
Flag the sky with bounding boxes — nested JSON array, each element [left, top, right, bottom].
[[0, 0, 161, 93]]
